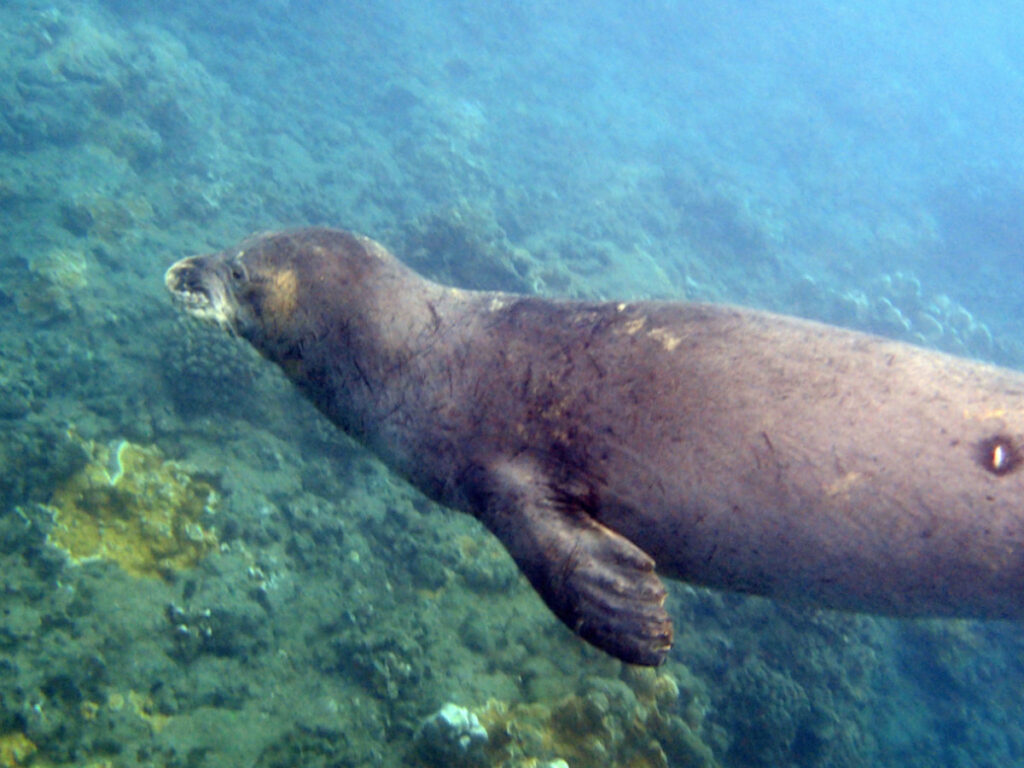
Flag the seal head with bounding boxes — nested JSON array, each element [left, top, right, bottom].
[[166, 228, 674, 665], [166, 229, 373, 351]]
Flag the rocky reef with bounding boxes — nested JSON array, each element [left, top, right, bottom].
[[17, 245, 89, 321], [0, 1, 1023, 767], [413, 667, 718, 768], [787, 267, 1014, 365]]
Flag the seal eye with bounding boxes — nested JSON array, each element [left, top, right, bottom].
[[229, 264, 247, 283], [978, 435, 1021, 476]]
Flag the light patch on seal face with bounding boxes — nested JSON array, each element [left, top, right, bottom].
[[262, 267, 299, 326]]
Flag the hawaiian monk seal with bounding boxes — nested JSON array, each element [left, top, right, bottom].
[[165, 228, 1024, 666]]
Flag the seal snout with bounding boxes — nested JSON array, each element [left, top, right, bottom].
[[164, 256, 233, 327], [165, 258, 205, 298]]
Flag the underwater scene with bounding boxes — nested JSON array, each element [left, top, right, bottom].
[[2, 0, 1024, 766]]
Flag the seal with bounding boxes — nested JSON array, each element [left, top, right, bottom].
[[166, 228, 1024, 666]]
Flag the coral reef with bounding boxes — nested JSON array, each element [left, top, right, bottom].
[[0, 1, 1022, 766], [718, 658, 813, 767], [16, 245, 88, 320], [413, 667, 719, 768], [788, 268, 1007, 364], [59, 190, 155, 240], [44, 433, 219, 578], [159, 314, 263, 416], [400, 203, 534, 292]]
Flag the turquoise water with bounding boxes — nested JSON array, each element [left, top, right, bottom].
[[1, 1, 1023, 766]]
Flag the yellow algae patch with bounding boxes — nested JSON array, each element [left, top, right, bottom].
[[129, 690, 171, 733], [0, 733, 36, 767], [45, 436, 218, 578]]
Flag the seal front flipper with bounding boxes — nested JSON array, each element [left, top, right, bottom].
[[465, 457, 673, 666]]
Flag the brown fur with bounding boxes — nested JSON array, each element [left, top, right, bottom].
[[167, 228, 1024, 665]]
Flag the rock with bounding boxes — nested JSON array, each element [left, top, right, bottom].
[[414, 702, 489, 767]]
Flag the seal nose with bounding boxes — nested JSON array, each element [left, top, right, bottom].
[[165, 258, 201, 295]]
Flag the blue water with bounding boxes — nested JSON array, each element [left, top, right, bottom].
[[1, 1, 1023, 766]]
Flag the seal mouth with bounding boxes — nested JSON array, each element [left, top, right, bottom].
[[165, 257, 235, 329]]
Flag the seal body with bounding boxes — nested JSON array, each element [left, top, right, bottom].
[[166, 228, 1024, 665]]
